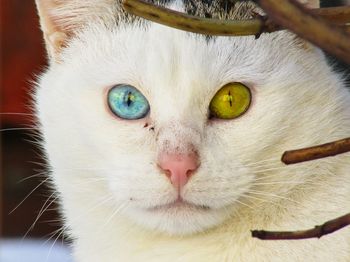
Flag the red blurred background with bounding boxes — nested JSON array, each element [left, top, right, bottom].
[[1, 0, 46, 125], [1, 0, 62, 240]]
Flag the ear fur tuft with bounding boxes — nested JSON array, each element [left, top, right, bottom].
[[35, 0, 118, 62]]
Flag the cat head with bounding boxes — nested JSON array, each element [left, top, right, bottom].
[[36, 0, 347, 236]]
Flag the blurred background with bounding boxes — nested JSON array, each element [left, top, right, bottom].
[[0, 0, 349, 261], [1, 1, 70, 261]]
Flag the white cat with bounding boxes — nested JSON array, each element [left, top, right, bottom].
[[35, 0, 350, 261]]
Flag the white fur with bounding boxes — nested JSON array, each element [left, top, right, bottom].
[[35, 2, 350, 261]]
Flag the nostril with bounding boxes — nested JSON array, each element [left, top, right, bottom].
[[186, 167, 197, 178], [164, 169, 171, 179]]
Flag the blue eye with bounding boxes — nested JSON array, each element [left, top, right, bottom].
[[108, 84, 150, 120]]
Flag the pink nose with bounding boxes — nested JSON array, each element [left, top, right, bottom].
[[158, 153, 199, 189]]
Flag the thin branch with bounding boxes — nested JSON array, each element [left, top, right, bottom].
[[122, 0, 350, 37], [252, 213, 350, 240], [282, 137, 350, 165], [257, 0, 350, 64], [252, 137, 350, 240], [123, 0, 267, 36], [313, 5, 350, 24]]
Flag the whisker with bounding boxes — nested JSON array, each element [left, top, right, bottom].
[[78, 177, 110, 185], [56, 167, 108, 171], [41, 218, 63, 224], [252, 172, 298, 182], [45, 195, 114, 243], [242, 194, 274, 208], [253, 166, 288, 174], [17, 171, 47, 183], [252, 179, 324, 187], [233, 198, 254, 209], [0, 112, 34, 116], [27, 161, 50, 168], [9, 177, 50, 214], [0, 127, 38, 132], [40, 208, 59, 213], [46, 196, 113, 261], [44, 195, 115, 261], [42, 228, 64, 244], [242, 193, 294, 210], [252, 181, 304, 186], [46, 231, 67, 262], [247, 190, 303, 206], [98, 202, 129, 232], [246, 161, 283, 170], [242, 194, 266, 203], [244, 157, 281, 167], [23, 193, 58, 240]]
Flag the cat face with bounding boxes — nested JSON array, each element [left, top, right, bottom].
[[36, 0, 348, 235]]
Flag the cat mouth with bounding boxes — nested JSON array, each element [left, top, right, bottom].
[[147, 198, 210, 212]]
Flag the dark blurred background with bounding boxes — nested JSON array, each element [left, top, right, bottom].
[[0, 0, 60, 241], [0, 0, 349, 242]]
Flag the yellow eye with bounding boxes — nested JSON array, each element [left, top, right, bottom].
[[209, 83, 251, 119]]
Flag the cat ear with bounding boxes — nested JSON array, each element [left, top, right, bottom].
[[35, 0, 117, 62], [36, 0, 74, 62]]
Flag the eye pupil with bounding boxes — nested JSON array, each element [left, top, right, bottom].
[[228, 91, 233, 107], [222, 92, 234, 107], [126, 92, 133, 107]]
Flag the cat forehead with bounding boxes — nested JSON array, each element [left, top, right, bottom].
[[67, 23, 289, 94], [62, 1, 305, 89]]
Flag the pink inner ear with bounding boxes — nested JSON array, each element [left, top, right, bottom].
[[158, 153, 199, 189], [36, 0, 71, 61], [36, 0, 101, 61]]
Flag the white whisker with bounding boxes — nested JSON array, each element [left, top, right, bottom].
[[17, 171, 47, 183], [247, 163, 282, 171], [233, 198, 254, 209], [98, 202, 130, 232], [0, 112, 34, 115], [242, 194, 291, 210], [252, 172, 297, 182], [244, 157, 281, 167], [253, 166, 288, 174], [45, 195, 115, 262], [9, 177, 50, 214], [252, 181, 303, 186], [247, 190, 303, 206], [23, 193, 58, 240], [0, 127, 38, 132]]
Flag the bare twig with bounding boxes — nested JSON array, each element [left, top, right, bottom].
[[252, 213, 350, 240], [257, 0, 350, 64], [314, 5, 350, 24], [282, 137, 350, 165], [253, 1, 350, 241], [123, 0, 268, 36], [252, 137, 350, 240], [122, 0, 350, 37]]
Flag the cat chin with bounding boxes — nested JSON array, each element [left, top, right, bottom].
[[124, 202, 232, 235]]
